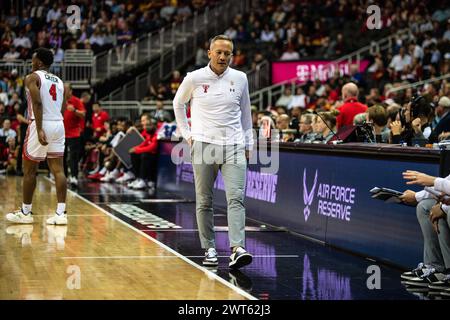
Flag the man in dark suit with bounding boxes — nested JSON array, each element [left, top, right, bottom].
[[428, 96, 450, 143]]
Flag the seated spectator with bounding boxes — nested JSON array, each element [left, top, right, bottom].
[[276, 114, 290, 131], [260, 24, 276, 42], [0, 87, 8, 106], [312, 110, 339, 144], [275, 87, 293, 109], [224, 26, 237, 40], [295, 113, 317, 143], [13, 29, 32, 49], [389, 47, 412, 79], [275, 114, 292, 142], [127, 114, 158, 190], [336, 82, 368, 130], [150, 97, 172, 123], [99, 118, 132, 182], [3, 46, 20, 61], [399, 170, 450, 290], [275, 106, 287, 115], [426, 96, 450, 143], [0, 119, 17, 141], [5, 136, 18, 174], [386, 103, 401, 128], [365, 88, 382, 106], [367, 105, 390, 143], [287, 87, 307, 109], [280, 44, 300, 61]]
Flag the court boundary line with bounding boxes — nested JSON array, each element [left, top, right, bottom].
[[44, 177, 257, 300], [61, 255, 300, 259]]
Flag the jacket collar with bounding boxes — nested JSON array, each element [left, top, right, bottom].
[[205, 62, 230, 79]]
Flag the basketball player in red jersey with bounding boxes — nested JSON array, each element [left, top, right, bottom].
[[6, 48, 68, 225]]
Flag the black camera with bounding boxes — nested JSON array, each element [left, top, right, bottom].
[[355, 122, 375, 143]]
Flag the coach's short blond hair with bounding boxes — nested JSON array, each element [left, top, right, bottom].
[[209, 35, 234, 51]]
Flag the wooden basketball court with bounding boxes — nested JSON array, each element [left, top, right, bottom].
[[0, 176, 250, 300]]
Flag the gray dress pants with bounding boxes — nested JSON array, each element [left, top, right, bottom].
[[191, 141, 247, 249]]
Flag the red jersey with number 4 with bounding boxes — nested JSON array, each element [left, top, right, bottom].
[[64, 96, 86, 138], [25, 70, 64, 121]]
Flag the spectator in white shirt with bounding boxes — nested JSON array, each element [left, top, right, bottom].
[[280, 45, 300, 61], [12, 30, 32, 49], [287, 87, 308, 109], [401, 170, 450, 280], [422, 32, 437, 49], [260, 24, 276, 42], [444, 24, 450, 42], [224, 26, 237, 40], [0, 119, 17, 141], [389, 47, 412, 73], [160, 0, 176, 22], [0, 88, 8, 107], [275, 87, 293, 108], [408, 41, 424, 62], [46, 3, 62, 23], [3, 47, 20, 61]]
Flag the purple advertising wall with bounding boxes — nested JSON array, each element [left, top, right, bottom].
[[157, 141, 440, 268]]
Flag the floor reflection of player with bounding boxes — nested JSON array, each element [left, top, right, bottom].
[[6, 225, 34, 247]]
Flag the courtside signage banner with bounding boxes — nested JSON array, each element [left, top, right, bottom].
[[272, 60, 370, 84], [158, 141, 438, 268]]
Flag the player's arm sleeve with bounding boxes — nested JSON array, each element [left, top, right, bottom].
[[240, 78, 254, 151], [173, 73, 194, 141]]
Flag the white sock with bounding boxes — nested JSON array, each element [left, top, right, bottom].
[[111, 168, 119, 174], [99, 167, 107, 175], [22, 203, 32, 215], [56, 203, 66, 215]]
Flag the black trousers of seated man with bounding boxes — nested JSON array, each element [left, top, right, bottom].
[[130, 152, 157, 182]]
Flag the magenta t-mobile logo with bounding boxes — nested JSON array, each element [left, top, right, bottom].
[[303, 169, 318, 222]]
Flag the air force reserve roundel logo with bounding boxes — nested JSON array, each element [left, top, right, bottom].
[[302, 168, 318, 222]]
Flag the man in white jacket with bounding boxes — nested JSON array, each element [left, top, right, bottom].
[[400, 170, 450, 293]]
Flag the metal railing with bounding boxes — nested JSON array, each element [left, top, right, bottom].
[[99, 100, 174, 120], [250, 28, 413, 110], [100, 0, 250, 101], [386, 73, 450, 95], [247, 60, 270, 93], [0, 59, 93, 89]]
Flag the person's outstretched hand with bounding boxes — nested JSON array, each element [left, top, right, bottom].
[[403, 170, 436, 186]]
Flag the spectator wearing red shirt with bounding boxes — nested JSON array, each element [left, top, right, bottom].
[[63, 84, 86, 186], [128, 114, 158, 190], [336, 82, 368, 130], [92, 102, 109, 138]]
